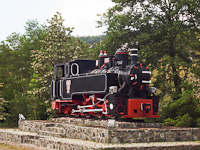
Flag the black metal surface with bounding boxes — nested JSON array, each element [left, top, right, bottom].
[[51, 47, 159, 118], [56, 74, 118, 99], [107, 94, 128, 116], [63, 74, 106, 99]]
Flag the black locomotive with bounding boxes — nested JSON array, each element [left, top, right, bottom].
[[51, 45, 160, 118]]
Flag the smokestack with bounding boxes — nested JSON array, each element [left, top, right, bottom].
[[130, 48, 138, 65]]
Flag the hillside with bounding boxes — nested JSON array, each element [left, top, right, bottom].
[[79, 35, 107, 44]]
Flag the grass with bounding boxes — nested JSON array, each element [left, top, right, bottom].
[[0, 143, 35, 150], [0, 126, 17, 129], [0, 122, 18, 129]]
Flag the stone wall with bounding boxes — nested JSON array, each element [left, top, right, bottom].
[[49, 117, 162, 129], [0, 129, 99, 150], [19, 120, 200, 144], [19, 120, 109, 143], [108, 128, 200, 144], [1, 129, 200, 150]]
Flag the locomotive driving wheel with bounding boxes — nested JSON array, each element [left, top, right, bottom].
[[74, 113, 80, 118], [70, 94, 108, 118], [110, 115, 117, 119], [85, 113, 92, 118], [96, 113, 104, 119]]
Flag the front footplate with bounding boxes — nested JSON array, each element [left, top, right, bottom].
[[122, 99, 160, 118]]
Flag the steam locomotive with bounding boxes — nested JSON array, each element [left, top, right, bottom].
[[51, 45, 160, 118]]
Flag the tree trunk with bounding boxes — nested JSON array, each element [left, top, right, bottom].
[[172, 64, 182, 99]]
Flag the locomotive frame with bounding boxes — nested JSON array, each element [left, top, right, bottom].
[[51, 46, 160, 119]]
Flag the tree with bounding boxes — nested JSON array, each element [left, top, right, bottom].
[[0, 33, 33, 125], [98, 0, 200, 126], [24, 20, 48, 120], [24, 19, 47, 50], [99, 0, 200, 97], [0, 20, 48, 125], [31, 12, 88, 113], [0, 84, 7, 121], [0, 98, 7, 121]]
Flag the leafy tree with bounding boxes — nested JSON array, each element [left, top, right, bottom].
[[0, 20, 48, 125], [99, 0, 200, 97], [0, 33, 33, 125], [24, 20, 48, 120], [0, 84, 7, 121], [162, 80, 200, 127], [0, 98, 7, 121], [98, 0, 200, 126], [31, 12, 88, 113], [78, 35, 108, 60], [189, 33, 200, 103], [189, 68, 200, 101], [0, 13, 89, 124], [24, 19, 47, 50]]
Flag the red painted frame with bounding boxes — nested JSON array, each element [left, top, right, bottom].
[[122, 99, 160, 118]]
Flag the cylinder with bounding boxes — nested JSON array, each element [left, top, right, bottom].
[[130, 48, 138, 65]]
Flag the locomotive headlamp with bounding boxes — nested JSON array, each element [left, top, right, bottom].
[[109, 103, 114, 110]]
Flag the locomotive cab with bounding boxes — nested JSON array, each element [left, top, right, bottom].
[[51, 60, 97, 100]]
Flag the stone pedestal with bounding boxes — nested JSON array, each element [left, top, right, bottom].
[[0, 117, 200, 150], [18, 118, 200, 144]]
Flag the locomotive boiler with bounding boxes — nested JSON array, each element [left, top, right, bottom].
[[51, 45, 160, 118]]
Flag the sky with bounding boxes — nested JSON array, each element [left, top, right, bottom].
[[0, 0, 115, 42]]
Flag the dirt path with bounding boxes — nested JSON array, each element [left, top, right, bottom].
[[0, 143, 36, 150]]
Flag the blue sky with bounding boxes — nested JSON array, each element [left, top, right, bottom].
[[0, 0, 114, 41]]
